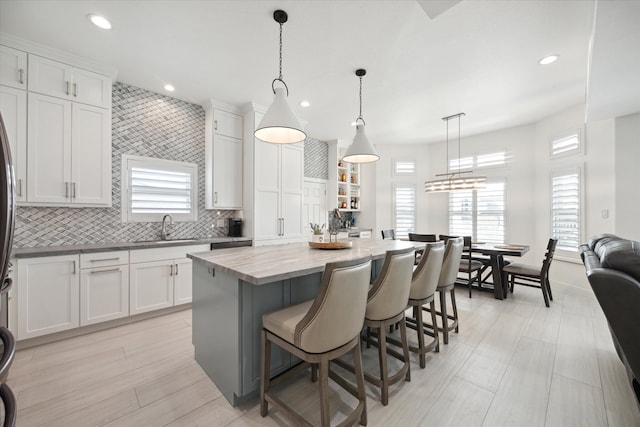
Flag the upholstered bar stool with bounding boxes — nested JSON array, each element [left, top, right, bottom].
[[360, 247, 415, 405], [428, 237, 464, 345], [402, 242, 445, 368], [261, 256, 372, 427]]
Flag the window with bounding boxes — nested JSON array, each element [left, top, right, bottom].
[[394, 160, 416, 176], [551, 169, 581, 252], [450, 150, 506, 171], [449, 180, 505, 243], [551, 130, 581, 158], [394, 184, 416, 239], [122, 155, 198, 222]]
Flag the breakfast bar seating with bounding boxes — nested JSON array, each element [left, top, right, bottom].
[[260, 256, 372, 427]]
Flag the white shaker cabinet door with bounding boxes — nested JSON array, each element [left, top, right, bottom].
[[71, 103, 111, 206], [213, 134, 243, 209], [280, 145, 304, 239], [213, 109, 243, 139], [17, 255, 80, 340], [0, 86, 27, 202], [28, 55, 73, 100], [80, 265, 129, 326], [173, 258, 193, 305], [0, 45, 27, 89], [27, 93, 72, 203], [129, 260, 174, 315], [72, 67, 112, 108]]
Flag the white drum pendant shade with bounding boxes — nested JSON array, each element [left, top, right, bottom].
[[343, 124, 379, 163], [255, 87, 307, 144]]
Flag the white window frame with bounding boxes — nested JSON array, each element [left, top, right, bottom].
[[393, 184, 416, 240], [449, 149, 507, 172], [449, 178, 506, 243], [393, 159, 416, 176], [550, 129, 582, 159], [551, 166, 583, 256], [121, 154, 198, 223]]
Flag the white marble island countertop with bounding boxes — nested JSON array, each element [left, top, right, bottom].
[[188, 239, 424, 285]]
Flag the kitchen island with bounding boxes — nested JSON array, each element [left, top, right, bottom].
[[188, 238, 422, 406]]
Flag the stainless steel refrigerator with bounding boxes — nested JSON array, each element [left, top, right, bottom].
[[0, 112, 18, 425]]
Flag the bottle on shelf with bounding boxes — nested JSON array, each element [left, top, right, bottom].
[[341, 172, 347, 182]]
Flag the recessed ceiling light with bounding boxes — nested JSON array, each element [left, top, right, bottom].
[[539, 55, 559, 65], [164, 84, 175, 92], [299, 100, 310, 107], [88, 14, 112, 30]]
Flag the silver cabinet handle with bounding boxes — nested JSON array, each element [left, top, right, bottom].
[[170, 264, 174, 276], [72, 260, 76, 274], [214, 192, 218, 204], [65, 182, 69, 198], [17, 179, 22, 197], [214, 120, 218, 130], [73, 83, 78, 97], [90, 257, 120, 263], [19, 69, 24, 84], [72, 182, 76, 199], [66, 81, 71, 95], [89, 268, 120, 274], [175, 263, 179, 275]]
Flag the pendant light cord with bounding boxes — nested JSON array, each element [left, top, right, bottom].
[[458, 114, 461, 174], [278, 22, 283, 81], [446, 118, 449, 175]]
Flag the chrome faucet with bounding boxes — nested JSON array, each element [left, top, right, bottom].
[[161, 214, 173, 240]]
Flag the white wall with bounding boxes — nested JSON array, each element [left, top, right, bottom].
[[615, 112, 640, 240]]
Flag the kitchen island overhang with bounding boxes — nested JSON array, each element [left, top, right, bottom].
[[188, 239, 424, 406]]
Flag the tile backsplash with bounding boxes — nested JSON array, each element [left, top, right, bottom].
[[14, 82, 237, 248]]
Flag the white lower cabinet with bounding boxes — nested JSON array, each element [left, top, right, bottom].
[[17, 255, 80, 340], [79, 251, 129, 326], [129, 244, 208, 315], [129, 260, 174, 315]]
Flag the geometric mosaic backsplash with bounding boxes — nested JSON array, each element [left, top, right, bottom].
[[304, 137, 328, 180], [14, 82, 237, 248]]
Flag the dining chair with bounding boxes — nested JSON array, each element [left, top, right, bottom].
[[338, 247, 414, 406], [403, 242, 444, 368], [429, 237, 464, 344], [439, 235, 484, 297], [503, 238, 558, 307], [408, 233, 437, 264], [381, 229, 396, 240], [260, 256, 372, 427]]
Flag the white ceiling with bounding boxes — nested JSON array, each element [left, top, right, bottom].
[[0, 0, 621, 145]]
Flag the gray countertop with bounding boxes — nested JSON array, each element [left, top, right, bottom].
[[188, 239, 425, 286], [12, 237, 253, 258]]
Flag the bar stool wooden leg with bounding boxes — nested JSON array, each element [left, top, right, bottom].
[[450, 288, 459, 333], [429, 300, 439, 353], [439, 290, 449, 344], [399, 316, 411, 381], [319, 358, 330, 426], [353, 340, 368, 426], [378, 325, 390, 406], [260, 329, 271, 417], [416, 305, 426, 368]]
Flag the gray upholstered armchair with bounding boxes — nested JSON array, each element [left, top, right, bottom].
[[580, 234, 640, 410]]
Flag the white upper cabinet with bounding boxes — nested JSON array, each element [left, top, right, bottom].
[[205, 104, 243, 209], [0, 86, 27, 202], [28, 54, 111, 108], [0, 45, 27, 89], [27, 92, 111, 206]]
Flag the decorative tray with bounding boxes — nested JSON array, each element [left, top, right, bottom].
[[308, 240, 353, 250]]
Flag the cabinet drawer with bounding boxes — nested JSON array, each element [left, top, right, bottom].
[[81, 250, 129, 268], [129, 244, 209, 264]]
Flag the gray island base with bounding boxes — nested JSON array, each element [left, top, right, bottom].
[[188, 239, 423, 406]]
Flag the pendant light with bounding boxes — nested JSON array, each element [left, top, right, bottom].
[[424, 113, 486, 193], [343, 69, 379, 163], [254, 10, 307, 144]]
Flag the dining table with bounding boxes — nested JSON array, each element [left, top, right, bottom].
[[470, 242, 530, 299]]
